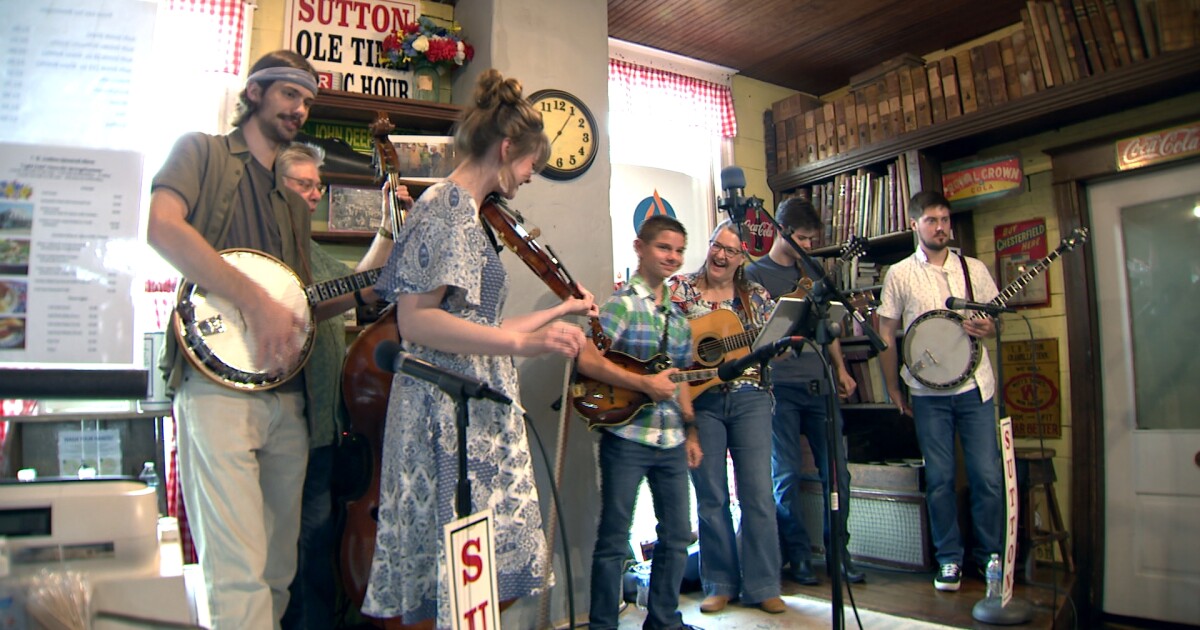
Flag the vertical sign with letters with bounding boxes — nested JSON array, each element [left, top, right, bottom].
[[443, 509, 499, 630]]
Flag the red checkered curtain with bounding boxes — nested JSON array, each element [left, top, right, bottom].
[[166, 0, 247, 75], [608, 58, 737, 138]]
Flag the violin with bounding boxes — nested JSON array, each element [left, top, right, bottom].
[[337, 112, 406, 621], [478, 195, 611, 352]]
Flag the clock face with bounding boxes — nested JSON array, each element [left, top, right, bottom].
[[530, 89, 598, 181]]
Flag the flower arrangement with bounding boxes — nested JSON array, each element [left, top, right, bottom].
[[380, 16, 474, 74]]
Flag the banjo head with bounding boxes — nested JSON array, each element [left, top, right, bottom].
[[175, 249, 314, 390], [902, 310, 980, 390]]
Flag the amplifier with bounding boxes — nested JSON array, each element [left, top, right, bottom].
[[795, 473, 934, 571]]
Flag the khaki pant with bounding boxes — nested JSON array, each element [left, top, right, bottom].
[[175, 368, 308, 629]]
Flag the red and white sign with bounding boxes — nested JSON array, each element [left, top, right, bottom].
[[443, 509, 500, 630], [1000, 417, 1018, 608], [282, 0, 419, 97], [1116, 121, 1200, 171]]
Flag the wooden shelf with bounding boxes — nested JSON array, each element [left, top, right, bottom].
[[812, 229, 913, 258], [310, 90, 463, 133], [768, 47, 1200, 191], [312, 230, 374, 245]]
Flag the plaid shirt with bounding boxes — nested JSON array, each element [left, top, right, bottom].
[[597, 274, 694, 448]]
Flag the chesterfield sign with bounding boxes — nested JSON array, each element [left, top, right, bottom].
[[1116, 121, 1200, 171]]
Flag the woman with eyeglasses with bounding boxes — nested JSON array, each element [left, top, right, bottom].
[[668, 220, 788, 615]]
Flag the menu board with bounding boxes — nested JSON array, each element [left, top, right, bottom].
[[0, 0, 156, 397]]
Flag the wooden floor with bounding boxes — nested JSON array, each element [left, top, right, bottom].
[[783, 561, 1075, 629], [614, 559, 1077, 630]]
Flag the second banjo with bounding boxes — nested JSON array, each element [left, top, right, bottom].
[[902, 227, 1088, 389]]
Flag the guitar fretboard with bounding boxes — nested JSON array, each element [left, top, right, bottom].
[[305, 268, 382, 304], [673, 367, 719, 383]]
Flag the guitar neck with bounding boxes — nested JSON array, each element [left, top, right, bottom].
[[673, 367, 719, 383], [305, 268, 382, 304], [992, 249, 1064, 307], [723, 327, 760, 353]]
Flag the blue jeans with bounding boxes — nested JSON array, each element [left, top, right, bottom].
[[282, 445, 336, 630], [911, 390, 1003, 567], [771, 382, 852, 567], [589, 432, 691, 630], [690, 388, 780, 603]]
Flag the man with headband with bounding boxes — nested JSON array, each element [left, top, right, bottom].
[[148, 50, 350, 629]]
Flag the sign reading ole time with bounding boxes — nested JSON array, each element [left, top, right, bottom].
[[283, 0, 419, 97]]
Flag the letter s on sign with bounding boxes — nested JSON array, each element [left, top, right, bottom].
[[461, 538, 483, 584]]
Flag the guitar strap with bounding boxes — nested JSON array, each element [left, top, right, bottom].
[[958, 253, 975, 302]]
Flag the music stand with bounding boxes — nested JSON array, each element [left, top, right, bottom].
[[752, 296, 812, 350]]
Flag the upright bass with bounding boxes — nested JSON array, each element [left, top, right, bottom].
[[337, 112, 410, 617]]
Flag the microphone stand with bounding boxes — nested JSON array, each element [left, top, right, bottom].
[[722, 197, 884, 630]]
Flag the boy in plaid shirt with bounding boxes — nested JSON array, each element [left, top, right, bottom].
[[579, 215, 703, 630]]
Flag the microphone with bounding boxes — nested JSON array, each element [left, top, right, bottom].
[[717, 336, 804, 382], [719, 165, 748, 225], [945, 297, 1016, 315], [374, 340, 513, 405]]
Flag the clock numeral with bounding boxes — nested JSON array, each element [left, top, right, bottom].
[[569, 155, 578, 165], [577, 147, 585, 157], [576, 117, 586, 129], [582, 132, 590, 143]]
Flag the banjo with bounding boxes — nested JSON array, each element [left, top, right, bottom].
[[902, 227, 1088, 389], [174, 249, 380, 391]]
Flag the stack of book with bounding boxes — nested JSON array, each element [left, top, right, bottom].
[[766, 0, 1196, 178]]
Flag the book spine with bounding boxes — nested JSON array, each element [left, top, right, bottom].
[[911, 65, 933, 128], [898, 66, 917, 133], [926, 63, 947, 123], [939, 56, 962, 119], [984, 40, 1009, 105], [1000, 35, 1023, 101], [970, 45, 993, 109], [1024, 4, 1057, 88], [1115, 0, 1147, 60], [1103, 0, 1135, 65], [1074, 0, 1107, 72], [954, 49, 978, 113]]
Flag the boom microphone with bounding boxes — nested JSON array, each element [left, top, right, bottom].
[[945, 297, 1016, 315], [717, 336, 804, 382], [374, 340, 512, 405]]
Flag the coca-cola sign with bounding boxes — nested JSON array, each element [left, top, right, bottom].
[[1116, 121, 1200, 171]]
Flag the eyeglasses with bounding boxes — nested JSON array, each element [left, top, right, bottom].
[[709, 242, 744, 258], [283, 175, 326, 195]]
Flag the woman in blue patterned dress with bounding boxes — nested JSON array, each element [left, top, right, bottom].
[[363, 70, 596, 628]]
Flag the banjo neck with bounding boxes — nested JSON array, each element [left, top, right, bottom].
[[304, 268, 381, 305], [962, 228, 1088, 319]]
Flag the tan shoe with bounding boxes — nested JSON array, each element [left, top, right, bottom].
[[759, 596, 787, 614], [699, 594, 729, 613]]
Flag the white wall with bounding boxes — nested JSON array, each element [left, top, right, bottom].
[[455, 0, 612, 626]]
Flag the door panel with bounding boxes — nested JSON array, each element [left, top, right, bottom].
[[1090, 161, 1200, 625]]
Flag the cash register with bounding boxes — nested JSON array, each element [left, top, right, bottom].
[[0, 478, 203, 628]]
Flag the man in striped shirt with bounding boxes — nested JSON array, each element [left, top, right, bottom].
[[579, 215, 703, 630]]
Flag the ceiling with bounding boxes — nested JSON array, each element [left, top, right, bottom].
[[608, 0, 1031, 96]]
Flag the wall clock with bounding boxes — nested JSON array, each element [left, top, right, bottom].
[[529, 89, 598, 181]]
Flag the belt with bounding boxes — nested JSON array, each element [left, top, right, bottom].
[[715, 377, 763, 393]]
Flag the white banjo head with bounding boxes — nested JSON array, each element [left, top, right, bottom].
[[175, 249, 314, 390], [902, 310, 979, 390]]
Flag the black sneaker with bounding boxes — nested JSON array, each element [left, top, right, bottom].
[[934, 563, 962, 591]]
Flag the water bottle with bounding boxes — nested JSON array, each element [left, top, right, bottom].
[[985, 552, 1003, 600], [633, 561, 651, 610], [139, 461, 159, 491]]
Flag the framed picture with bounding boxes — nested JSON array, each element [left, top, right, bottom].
[[327, 185, 381, 232], [388, 135, 455, 182]]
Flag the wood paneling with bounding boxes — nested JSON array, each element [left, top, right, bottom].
[[608, 0, 1030, 95]]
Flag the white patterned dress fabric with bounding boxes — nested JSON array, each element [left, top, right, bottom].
[[363, 181, 550, 625]]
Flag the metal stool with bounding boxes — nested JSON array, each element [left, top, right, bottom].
[[1015, 447, 1074, 580]]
